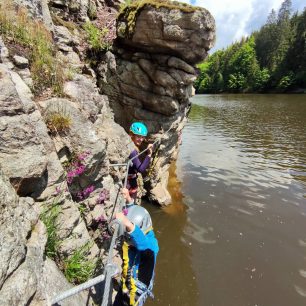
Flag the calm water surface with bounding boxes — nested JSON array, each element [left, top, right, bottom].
[[145, 94, 306, 306]]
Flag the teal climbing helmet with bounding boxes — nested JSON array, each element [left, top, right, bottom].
[[130, 122, 148, 137]]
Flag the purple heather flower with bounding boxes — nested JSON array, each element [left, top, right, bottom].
[[95, 215, 106, 223], [54, 186, 61, 195], [96, 189, 110, 204], [77, 151, 91, 161], [67, 176, 73, 185], [83, 185, 95, 196], [75, 165, 86, 175], [77, 195, 83, 200], [102, 232, 110, 240], [76, 185, 95, 201]]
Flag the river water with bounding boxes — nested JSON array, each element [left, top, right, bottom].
[[145, 94, 306, 306]]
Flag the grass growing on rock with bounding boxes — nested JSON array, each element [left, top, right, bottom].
[[118, 0, 200, 37], [0, 0, 65, 96], [51, 14, 77, 33], [44, 101, 72, 136], [40, 202, 62, 259], [64, 243, 96, 284], [83, 21, 110, 52]]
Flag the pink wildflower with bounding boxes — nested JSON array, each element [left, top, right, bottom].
[[53, 186, 62, 195], [96, 189, 110, 204], [76, 185, 95, 200], [95, 215, 106, 223]]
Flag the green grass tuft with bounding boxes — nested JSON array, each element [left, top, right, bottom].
[[44, 101, 72, 136], [40, 202, 62, 259], [64, 243, 96, 284], [83, 21, 110, 52]]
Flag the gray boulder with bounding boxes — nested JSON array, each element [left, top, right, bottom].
[[117, 3, 215, 64], [0, 64, 64, 198]]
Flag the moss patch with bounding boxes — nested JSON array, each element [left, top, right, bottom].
[[51, 14, 77, 33], [118, 0, 201, 38]]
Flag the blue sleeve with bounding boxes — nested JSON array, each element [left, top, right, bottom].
[[129, 226, 159, 255]]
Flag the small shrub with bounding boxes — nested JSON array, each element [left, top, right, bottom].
[[277, 73, 295, 90], [64, 243, 96, 284], [83, 21, 109, 52], [44, 102, 72, 136], [40, 202, 62, 259]]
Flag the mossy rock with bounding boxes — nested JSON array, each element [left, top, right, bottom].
[[118, 0, 201, 38]]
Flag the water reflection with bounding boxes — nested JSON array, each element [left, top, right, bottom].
[[176, 95, 306, 306]]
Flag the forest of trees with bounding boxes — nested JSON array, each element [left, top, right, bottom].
[[194, 0, 306, 93]]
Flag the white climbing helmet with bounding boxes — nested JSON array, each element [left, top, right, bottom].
[[126, 205, 152, 234]]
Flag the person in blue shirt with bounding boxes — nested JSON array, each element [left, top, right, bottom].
[[127, 122, 153, 201], [113, 188, 159, 306]]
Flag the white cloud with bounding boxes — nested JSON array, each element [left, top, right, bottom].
[[178, 0, 304, 52]]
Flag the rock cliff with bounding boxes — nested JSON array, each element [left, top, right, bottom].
[[0, 0, 215, 304], [98, 1, 215, 204]]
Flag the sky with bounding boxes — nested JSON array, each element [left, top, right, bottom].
[[179, 0, 305, 52]]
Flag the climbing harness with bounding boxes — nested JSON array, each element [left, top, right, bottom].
[[50, 126, 172, 306]]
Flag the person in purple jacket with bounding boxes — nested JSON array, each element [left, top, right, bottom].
[[127, 122, 153, 202]]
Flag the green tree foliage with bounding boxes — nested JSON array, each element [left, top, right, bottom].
[[282, 9, 306, 88], [195, 0, 305, 93]]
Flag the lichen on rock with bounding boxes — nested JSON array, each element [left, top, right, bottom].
[[118, 0, 200, 38]]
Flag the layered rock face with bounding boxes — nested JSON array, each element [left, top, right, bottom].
[[0, 0, 215, 304], [98, 2, 215, 204], [0, 170, 88, 305], [0, 1, 131, 301]]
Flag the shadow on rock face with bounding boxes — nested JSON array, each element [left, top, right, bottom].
[[10, 168, 48, 198]]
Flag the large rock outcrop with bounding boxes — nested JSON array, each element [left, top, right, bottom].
[[98, 1, 215, 204]]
